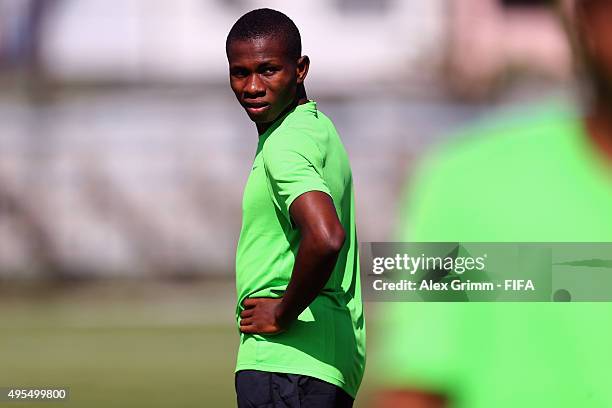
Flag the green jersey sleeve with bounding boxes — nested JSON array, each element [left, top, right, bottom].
[[262, 127, 331, 225]]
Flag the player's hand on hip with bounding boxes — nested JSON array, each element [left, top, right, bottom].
[[240, 298, 286, 335]]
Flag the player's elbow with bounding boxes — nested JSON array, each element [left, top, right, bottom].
[[328, 226, 346, 253], [313, 224, 345, 255]]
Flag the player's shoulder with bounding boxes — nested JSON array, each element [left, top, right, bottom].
[[265, 101, 331, 154], [423, 99, 580, 177], [284, 100, 333, 136]]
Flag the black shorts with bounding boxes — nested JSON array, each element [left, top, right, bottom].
[[235, 370, 354, 408]]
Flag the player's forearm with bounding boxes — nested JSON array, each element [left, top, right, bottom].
[[276, 228, 345, 328]]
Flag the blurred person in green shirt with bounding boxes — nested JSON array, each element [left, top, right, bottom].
[[374, 1, 612, 407]]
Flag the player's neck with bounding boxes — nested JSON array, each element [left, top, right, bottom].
[[585, 96, 612, 163]]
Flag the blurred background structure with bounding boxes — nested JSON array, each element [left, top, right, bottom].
[[0, 0, 573, 280], [0, 0, 576, 406]]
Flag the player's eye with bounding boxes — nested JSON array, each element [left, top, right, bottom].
[[261, 67, 279, 76], [231, 68, 249, 78]]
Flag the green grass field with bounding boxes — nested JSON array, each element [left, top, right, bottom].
[[0, 325, 236, 407], [0, 280, 376, 407]]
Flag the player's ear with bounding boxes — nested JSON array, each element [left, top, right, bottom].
[[296, 55, 309, 85]]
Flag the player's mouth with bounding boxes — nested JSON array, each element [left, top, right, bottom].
[[243, 101, 270, 115]]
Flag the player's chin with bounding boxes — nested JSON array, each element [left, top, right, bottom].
[[246, 109, 275, 124]]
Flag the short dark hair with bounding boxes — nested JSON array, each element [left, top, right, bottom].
[[226, 8, 302, 60]]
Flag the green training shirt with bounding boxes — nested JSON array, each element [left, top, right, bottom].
[[235, 101, 366, 398], [377, 102, 612, 408]]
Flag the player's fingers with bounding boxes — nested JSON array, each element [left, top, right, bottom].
[[240, 309, 254, 318], [239, 317, 253, 326], [239, 325, 258, 334], [242, 298, 258, 308]]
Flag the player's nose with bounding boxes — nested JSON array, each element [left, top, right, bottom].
[[244, 73, 265, 96]]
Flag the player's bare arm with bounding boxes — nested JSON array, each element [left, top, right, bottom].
[[239, 191, 345, 335]]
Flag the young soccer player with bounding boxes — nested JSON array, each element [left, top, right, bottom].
[[374, 1, 612, 407], [226, 9, 366, 408]]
